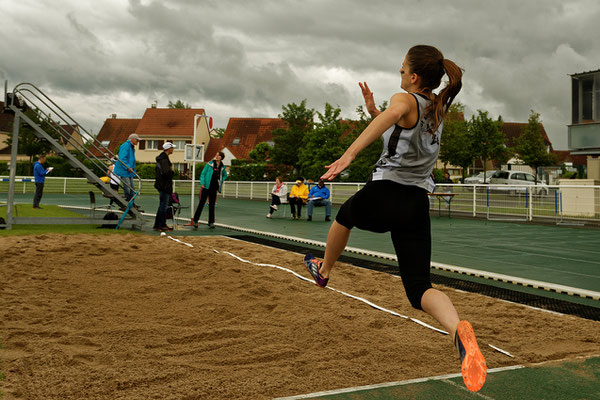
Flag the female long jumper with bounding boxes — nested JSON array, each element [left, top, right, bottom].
[[303, 45, 487, 392]]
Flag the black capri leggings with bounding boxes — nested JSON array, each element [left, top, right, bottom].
[[335, 180, 432, 309]]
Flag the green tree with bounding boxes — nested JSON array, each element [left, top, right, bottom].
[[211, 128, 225, 138], [439, 103, 474, 182], [515, 110, 558, 182], [469, 110, 510, 181], [298, 103, 345, 180], [6, 109, 61, 174], [167, 100, 191, 109], [270, 100, 314, 173], [248, 142, 272, 162]]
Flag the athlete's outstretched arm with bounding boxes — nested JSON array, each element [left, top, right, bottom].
[[321, 93, 411, 181]]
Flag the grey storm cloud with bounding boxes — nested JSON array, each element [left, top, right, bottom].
[[1, 0, 599, 148]]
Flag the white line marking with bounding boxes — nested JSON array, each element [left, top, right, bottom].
[[177, 237, 516, 358], [488, 344, 513, 358], [441, 379, 496, 399], [274, 365, 523, 399]]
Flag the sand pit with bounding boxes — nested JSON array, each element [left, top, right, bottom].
[[1, 233, 599, 399]]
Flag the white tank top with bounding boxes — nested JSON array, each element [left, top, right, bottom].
[[371, 93, 442, 193]]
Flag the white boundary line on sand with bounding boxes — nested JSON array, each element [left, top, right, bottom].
[[162, 235, 514, 357], [273, 365, 524, 400]]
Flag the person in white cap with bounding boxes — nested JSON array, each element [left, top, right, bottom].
[[153, 142, 176, 231], [114, 133, 142, 211]]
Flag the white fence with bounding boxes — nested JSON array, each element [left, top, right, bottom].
[[2, 177, 600, 225]]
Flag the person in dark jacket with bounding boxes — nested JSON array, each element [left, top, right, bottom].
[[153, 142, 176, 231]]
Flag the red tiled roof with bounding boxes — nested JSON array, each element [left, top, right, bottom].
[[552, 150, 588, 165], [204, 138, 223, 161], [135, 108, 206, 138], [217, 118, 287, 160], [91, 118, 141, 156], [501, 122, 553, 151]]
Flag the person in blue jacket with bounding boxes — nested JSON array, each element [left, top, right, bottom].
[[192, 151, 228, 228], [307, 179, 331, 221], [113, 133, 142, 211], [33, 155, 52, 209]]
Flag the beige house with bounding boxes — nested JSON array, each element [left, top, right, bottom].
[[94, 107, 211, 174]]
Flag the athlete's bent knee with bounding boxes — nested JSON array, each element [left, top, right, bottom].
[[405, 284, 432, 310]]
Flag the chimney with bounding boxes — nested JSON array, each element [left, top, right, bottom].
[[111, 114, 117, 119]]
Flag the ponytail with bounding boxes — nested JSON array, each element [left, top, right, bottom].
[[430, 58, 463, 131]]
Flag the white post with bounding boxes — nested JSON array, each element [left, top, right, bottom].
[[528, 187, 533, 221], [473, 185, 476, 217], [189, 114, 210, 222], [190, 114, 200, 222], [64, 178, 67, 194]]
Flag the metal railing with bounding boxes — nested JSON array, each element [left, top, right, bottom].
[[3, 82, 145, 228], [9, 83, 142, 200], [4, 178, 600, 225]]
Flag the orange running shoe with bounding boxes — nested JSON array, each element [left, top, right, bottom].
[[454, 320, 487, 392]]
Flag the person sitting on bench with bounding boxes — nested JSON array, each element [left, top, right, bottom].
[[288, 177, 308, 220], [267, 176, 288, 218], [307, 179, 331, 221]]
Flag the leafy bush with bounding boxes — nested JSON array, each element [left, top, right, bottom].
[[136, 163, 156, 179], [0, 161, 33, 176]]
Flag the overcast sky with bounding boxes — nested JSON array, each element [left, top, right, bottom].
[[1, 0, 599, 150]]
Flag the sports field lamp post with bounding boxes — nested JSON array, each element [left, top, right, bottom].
[[190, 114, 211, 223]]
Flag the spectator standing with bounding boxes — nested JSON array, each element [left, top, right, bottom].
[[307, 179, 331, 221], [192, 151, 228, 228], [288, 178, 308, 219], [114, 133, 142, 212], [33, 155, 52, 209], [266, 177, 288, 218], [153, 142, 176, 231]]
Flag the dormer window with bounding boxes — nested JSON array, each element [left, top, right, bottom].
[[232, 138, 241, 145]]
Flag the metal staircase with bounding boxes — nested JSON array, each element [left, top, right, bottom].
[[3, 82, 145, 229]]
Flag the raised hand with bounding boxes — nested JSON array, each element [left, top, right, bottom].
[[359, 82, 378, 116]]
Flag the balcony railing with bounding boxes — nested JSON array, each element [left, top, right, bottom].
[[568, 122, 600, 150]]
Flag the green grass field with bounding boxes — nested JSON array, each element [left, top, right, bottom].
[[0, 204, 143, 237]]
